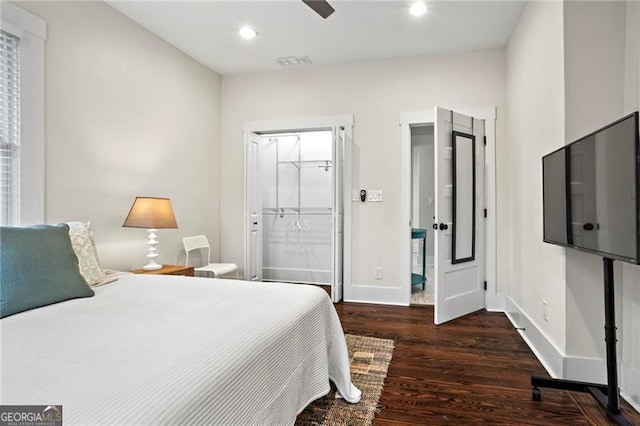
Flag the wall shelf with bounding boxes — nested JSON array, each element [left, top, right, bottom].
[[272, 136, 333, 211]]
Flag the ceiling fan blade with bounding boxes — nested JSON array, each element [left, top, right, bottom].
[[302, 0, 335, 19]]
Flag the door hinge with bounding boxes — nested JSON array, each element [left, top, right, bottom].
[[484, 281, 487, 291], [484, 208, 487, 218], [483, 136, 487, 146]]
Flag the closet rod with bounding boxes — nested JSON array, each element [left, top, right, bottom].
[[277, 159, 332, 164], [262, 212, 332, 216], [263, 207, 332, 212], [265, 133, 301, 139]]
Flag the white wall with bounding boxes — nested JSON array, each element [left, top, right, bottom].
[[622, 1, 640, 396], [562, 1, 640, 408], [15, 1, 222, 271], [505, 1, 567, 351], [220, 51, 506, 303], [624, 0, 639, 115], [563, 0, 627, 360], [507, 0, 640, 409]]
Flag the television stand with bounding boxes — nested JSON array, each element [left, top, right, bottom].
[[530, 257, 632, 426]]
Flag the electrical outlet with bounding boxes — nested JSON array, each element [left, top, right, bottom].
[[543, 300, 549, 322], [374, 267, 383, 280]]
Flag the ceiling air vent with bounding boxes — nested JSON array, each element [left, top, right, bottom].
[[276, 56, 312, 66]]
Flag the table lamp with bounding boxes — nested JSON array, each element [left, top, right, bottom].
[[123, 196, 178, 270]]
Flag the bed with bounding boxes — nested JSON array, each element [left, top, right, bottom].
[[0, 225, 361, 425]]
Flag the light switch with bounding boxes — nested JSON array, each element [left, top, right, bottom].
[[368, 190, 383, 202]]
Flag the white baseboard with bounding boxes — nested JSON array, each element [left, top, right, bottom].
[[486, 292, 506, 312], [621, 362, 640, 413], [563, 356, 606, 384], [344, 283, 410, 306], [505, 295, 639, 414], [343, 297, 408, 306], [504, 296, 564, 378], [562, 356, 640, 413]]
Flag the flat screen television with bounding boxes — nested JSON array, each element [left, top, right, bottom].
[[542, 111, 640, 264]]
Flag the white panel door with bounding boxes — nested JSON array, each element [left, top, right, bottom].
[[245, 132, 262, 281], [331, 127, 344, 303], [434, 107, 485, 324]]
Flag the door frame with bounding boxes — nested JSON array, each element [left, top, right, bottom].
[[243, 115, 354, 297], [245, 132, 263, 281], [400, 107, 501, 310]]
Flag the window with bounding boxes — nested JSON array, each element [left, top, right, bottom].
[[0, 30, 20, 226], [1, 3, 46, 226]]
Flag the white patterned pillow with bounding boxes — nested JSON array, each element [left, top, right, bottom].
[[66, 221, 107, 286]]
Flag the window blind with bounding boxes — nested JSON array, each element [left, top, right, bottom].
[[0, 29, 20, 226]]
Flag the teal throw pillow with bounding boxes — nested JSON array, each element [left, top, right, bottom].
[[0, 224, 95, 318]]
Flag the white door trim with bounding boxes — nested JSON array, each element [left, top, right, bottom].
[[243, 115, 354, 294], [243, 132, 263, 281], [400, 107, 498, 309], [244, 115, 354, 133]]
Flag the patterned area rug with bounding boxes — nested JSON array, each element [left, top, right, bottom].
[[296, 334, 395, 426]]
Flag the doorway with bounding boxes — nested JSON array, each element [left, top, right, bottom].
[[244, 117, 352, 303], [410, 124, 435, 305], [401, 107, 498, 323], [261, 130, 334, 285]]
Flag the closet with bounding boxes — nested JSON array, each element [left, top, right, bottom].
[[245, 127, 344, 302]]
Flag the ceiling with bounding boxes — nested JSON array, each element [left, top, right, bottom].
[[106, 0, 527, 75]]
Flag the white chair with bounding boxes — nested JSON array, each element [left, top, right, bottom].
[[183, 235, 239, 279]]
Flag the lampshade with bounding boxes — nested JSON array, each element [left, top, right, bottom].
[[122, 197, 178, 229], [123, 197, 178, 271]]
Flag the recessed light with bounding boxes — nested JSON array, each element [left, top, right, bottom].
[[239, 26, 258, 40], [409, 2, 428, 17]]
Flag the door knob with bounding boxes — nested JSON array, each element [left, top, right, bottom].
[[439, 223, 448, 231], [583, 223, 594, 231], [432, 223, 438, 230]]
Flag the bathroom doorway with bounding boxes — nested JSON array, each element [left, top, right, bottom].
[[411, 124, 435, 305], [401, 107, 498, 324]]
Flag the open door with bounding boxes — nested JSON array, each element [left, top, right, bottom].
[[331, 127, 344, 302], [434, 107, 485, 324], [244, 132, 262, 281]]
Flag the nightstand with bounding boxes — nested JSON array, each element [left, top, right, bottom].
[[131, 264, 195, 277]]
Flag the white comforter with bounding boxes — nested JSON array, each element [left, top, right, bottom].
[[0, 274, 361, 425]]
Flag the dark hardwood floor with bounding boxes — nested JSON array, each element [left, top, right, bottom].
[[334, 303, 640, 425]]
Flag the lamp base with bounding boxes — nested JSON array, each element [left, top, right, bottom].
[[143, 229, 161, 270], [143, 260, 162, 271]]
